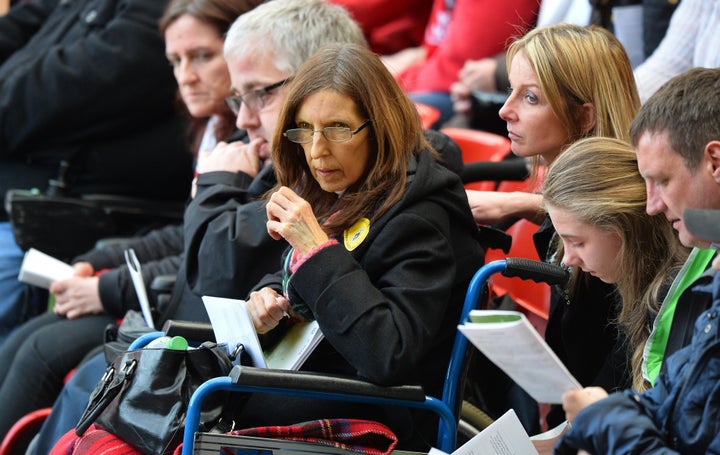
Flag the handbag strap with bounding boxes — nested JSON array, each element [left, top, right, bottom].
[[75, 358, 137, 436]]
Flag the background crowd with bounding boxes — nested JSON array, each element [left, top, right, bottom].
[[0, 0, 719, 454]]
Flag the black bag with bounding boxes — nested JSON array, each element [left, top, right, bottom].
[[102, 310, 158, 364], [75, 340, 236, 455]]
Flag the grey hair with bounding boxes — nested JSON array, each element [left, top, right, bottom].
[[224, 0, 367, 76]]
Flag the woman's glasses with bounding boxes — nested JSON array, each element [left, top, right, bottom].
[[283, 120, 371, 144]]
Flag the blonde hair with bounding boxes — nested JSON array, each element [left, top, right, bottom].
[[543, 137, 688, 390], [506, 24, 640, 171]]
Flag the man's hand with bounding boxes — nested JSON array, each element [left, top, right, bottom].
[[197, 139, 265, 177], [450, 58, 499, 114], [562, 387, 608, 423]]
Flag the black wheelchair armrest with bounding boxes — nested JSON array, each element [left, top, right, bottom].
[[460, 158, 530, 185], [150, 275, 177, 311], [229, 365, 426, 402], [80, 193, 185, 220], [477, 225, 512, 253]]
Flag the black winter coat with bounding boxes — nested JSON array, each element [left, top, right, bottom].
[[227, 149, 484, 450], [0, 0, 193, 220]]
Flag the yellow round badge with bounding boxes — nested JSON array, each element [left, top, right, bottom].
[[344, 217, 370, 251]]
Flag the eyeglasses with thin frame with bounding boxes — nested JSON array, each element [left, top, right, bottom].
[[225, 78, 290, 115], [283, 119, 372, 144]]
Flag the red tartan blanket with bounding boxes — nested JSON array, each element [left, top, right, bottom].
[[172, 418, 399, 455], [231, 418, 398, 455], [52, 419, 397, 455], [49, 424, 141, 455]]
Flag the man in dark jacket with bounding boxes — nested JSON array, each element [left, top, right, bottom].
[[25, 1, 368, 451], [0, 0, 194, 343], [555, 67, 720, 454]]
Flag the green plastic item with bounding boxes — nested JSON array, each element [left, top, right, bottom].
[[166, 335, 189, 350]]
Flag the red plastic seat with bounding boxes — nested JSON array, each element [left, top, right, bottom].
[[0, 367, 77, 455], [484, 219, 551, 335], [0, 408, 52, 455], [414, 102, 441, 130], [440, 127, 511, 191]]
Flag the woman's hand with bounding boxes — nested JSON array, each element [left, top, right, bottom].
[[466, 190, 545, 225], [247, 287, 291, 333], [266, 186, 329, 254], [562, 387, 608, 424]]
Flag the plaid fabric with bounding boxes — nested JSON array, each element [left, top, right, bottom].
[[49, 424, 142, 455], [231, 418, 398, 455], [173, 418, 398, 455]]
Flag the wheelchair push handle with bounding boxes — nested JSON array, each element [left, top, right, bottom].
[[501, 257, 568, 286]]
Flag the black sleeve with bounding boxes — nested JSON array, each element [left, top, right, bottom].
[[183, 169, 287, 300], [0, 0, 55, 60], [98, 254, 183, 317], [493, 52, 508, 92], [73, 224, 185, 271], [0, 0, 177, 153]]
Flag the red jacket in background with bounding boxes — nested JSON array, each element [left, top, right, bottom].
[[329, 0, 433, 55], [399, 0, 539, 93]]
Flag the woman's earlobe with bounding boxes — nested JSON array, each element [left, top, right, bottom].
[[581, 103, 596, 135]]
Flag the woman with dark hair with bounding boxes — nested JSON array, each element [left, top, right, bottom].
[[235, 42, 484, 450], [159, 0, 263, 156]]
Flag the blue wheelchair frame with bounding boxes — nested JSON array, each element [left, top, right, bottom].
[[180, 259, 568, 454]]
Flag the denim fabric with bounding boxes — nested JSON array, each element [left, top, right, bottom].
[[0, 312, 114, 436], [0, 221, 30, 346]]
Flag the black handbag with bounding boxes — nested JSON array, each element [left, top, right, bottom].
[[75, 340, 238, 455], [102, 310, 159, 364]]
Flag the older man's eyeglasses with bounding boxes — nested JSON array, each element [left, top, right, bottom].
[[283, 120, 371, 144], [225, 78, 290, 115]]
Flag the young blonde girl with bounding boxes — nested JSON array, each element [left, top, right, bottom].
[[543, 137, 688, 393]]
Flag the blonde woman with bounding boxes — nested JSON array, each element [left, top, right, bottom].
[[466, 23, 639, 224], [464, 24, 641, 428]]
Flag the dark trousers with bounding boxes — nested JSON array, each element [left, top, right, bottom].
[[0, 311, 115, 435]]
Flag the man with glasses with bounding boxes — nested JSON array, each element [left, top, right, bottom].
[[28, 0, 367, 451]]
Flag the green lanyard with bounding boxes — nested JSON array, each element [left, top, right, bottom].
[[281, 248, 296, 298], [642, 247, 715, 386]]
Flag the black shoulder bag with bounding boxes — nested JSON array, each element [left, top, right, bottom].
[[75, 340, 244, 455]]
